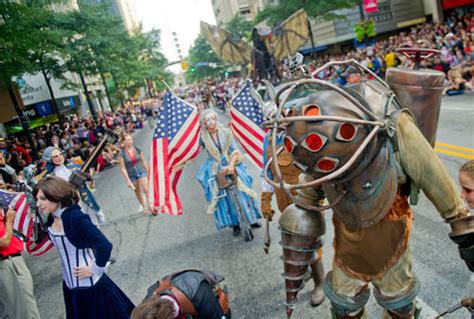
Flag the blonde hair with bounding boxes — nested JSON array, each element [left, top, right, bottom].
[[200, 109, 219, 129], [460, 160, 474, 180]]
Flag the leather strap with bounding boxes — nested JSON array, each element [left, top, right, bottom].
[[152, 270, 222, 317], [152, 278, 199, 316], [170, 286, 198, 316]]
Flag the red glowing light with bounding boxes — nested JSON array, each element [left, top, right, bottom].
[[338, 123, 356, 141], [305, 133, 324, 152], [316, 158, 337, 172], [284, 137, 294, 153]]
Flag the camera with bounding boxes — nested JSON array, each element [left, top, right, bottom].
[[0, 203, 27, 242]]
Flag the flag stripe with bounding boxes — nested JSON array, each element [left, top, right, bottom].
[[230, 116, 264, 154], [2, 189, 53, 256], [169, 113, 199, 156], [231, 124, 263, 168], [171, 126, 200, 166], [149, 92, 201, 215], [230, 110, 265, 145], [230, 123, 263, 161], [229, 81, 265, 169]]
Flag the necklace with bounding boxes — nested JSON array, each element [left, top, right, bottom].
[[124, 146, 137, 164]]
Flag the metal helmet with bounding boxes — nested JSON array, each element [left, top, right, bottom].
[[264, 60, 402, 227]]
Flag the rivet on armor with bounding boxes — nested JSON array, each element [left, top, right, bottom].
[[336, 123, 358, 142], [302, 133, 326, 152], [363, 182, 373, 189], [315, 157, 338, 173]]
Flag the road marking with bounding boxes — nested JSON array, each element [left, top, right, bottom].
[[435, 142, 474, 154], [435, 148, 474, 159]]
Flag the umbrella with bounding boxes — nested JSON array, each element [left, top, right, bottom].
[[200, 21, 252, 65], [271, 9, 310, 62]]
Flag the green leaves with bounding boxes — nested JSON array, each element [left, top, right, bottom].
[[185, 34, 224, 83], [0, 0, 170, 101]]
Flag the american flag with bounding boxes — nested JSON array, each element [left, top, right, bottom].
[[149, 91, 201, 215], [230, 81, 265, 168], [0, 189, 54, 256]]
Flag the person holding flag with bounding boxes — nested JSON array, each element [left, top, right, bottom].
[[0, 199, 40, 319], [194, 109, 261, 237], [148, 91, 201, 216]]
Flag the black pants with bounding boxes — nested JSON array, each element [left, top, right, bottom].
[[193, 281, 231, 319]]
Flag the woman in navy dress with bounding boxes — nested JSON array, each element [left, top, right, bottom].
[[33, 176, 134, 319]]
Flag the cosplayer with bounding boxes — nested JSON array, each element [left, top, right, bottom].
[[41, 146, 105, 226], [261, 130, 325, 307], [195, 109, 261, 239], [263, 60, 472, 318], [33, 176, 134, 319], [132, 269, 230, 319], [0, 206, 40, 319]]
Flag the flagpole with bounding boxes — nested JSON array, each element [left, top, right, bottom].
[[161, 80, 172, 91]]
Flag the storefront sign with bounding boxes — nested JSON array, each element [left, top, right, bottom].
[[363, 0, 379, 13]]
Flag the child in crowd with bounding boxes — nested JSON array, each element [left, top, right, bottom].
[[459, 160, 474, 210]]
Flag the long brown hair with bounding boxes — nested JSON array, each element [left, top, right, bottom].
[[131, 295, 175, 319], [33, 176, 79, 208]]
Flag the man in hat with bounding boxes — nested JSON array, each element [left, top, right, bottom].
[[342, 66, 362, 85]]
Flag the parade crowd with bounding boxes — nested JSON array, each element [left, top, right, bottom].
[[1, 12, 473, 319]]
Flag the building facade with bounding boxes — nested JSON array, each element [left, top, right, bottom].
[[211, 0, 278, 26]]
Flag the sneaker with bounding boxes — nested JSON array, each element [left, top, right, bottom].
[[138, 205, 145, 214], [96, 211, 106, 226], [232, 226, 241, 236], [251, 222, 262, 228]]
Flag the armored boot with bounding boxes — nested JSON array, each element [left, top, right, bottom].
[[382, 301, 421, 319], [309, 257, 325, 306], [331, 309, 366, 319]]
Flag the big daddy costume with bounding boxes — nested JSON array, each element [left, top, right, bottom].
[[263, 60, 472, 318]]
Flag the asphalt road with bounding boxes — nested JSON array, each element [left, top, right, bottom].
[[1, 94, 473, 319]]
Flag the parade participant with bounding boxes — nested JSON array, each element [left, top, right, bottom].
[[193, 109, 261, 237], [41, 146, 105, 226], [0, 206, 40, 319], [0, 152, 16, 184], [33, 176, 134, 319], [118, 133, 152, 215], [261, 131, 325, 307], [265, 61, 472, 317], [459, 160, 474, 209], [131, 269, 230, 319]]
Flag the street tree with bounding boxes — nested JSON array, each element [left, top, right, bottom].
[[185, 34, 224, 83], [0, 0, 67, 159], [225, 14, 253, 40]]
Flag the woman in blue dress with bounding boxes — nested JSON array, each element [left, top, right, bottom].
[[33, 176, 134, 319], [195, 109, 261, 237]]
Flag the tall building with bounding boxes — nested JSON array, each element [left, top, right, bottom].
[[111, 0, 139, 33], [84, 0, 139, 32], [211, 0, 277, 26]]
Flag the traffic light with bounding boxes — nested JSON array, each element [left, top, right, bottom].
[[190, 66, 196, 73], [224, 71, 229, 77], [181, 60, 188, 71]]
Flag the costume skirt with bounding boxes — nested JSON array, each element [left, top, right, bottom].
[[63, 274, 135, 319]]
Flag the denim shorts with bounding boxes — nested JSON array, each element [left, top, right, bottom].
[[129, 165, 147, 183]]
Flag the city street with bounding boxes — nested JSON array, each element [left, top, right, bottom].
[[3, 94, 474, 319]]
